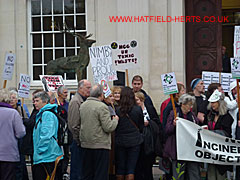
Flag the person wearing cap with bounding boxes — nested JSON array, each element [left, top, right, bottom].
[[224, 81, 239, 139], [205, 89, 233, 180], [190, 78, 206, 124]]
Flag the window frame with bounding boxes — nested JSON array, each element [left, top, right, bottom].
[[28, 0, 87, 86]]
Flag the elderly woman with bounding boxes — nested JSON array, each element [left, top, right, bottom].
[[135, 91, 160, 180], [206, 89, 233, 180], [164, 93, 201, 180], [0, 89, 26, 180]]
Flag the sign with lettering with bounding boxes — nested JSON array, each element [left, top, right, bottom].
[[2, 53, 16, 80], [231, 58, 240, 79], [111, 40, 139, 70], [234, 26, 240, 58], [177, 118, 240, 165], [39, 75, 64, 92], [161, 72, 178, 95], [99, 79, 111, 98], [18, 74, 31, 98], [202, 71, 234, 92], [89, 45, 117, 83]]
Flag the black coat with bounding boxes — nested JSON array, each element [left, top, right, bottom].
[[115, 105, 144, 147]]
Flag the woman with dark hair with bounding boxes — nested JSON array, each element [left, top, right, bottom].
[[115, 87, 144, 180]]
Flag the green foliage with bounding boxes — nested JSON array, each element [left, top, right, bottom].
[[172, 162, 185, 180]]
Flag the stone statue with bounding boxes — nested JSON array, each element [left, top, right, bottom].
[[46, 31, 96, 82]]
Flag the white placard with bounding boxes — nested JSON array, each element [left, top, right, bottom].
[[231, 58, 240, 79], [89, 45, 117, 83], [111, 40, 139, 70], [39, 75, 64, 92], [234, 26, 240, 58], [177, 118, 240, 165], [2, 53, 16, 80], [161, 72, 178, 95], [18, 74, 31, 98], [202, 71, 234, 92], [99, 79, 111, 98]]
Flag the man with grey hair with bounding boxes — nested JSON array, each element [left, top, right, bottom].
[[79, 84, 119, 180], [32, 91, 63, 180], [68, 79, 91, 180]]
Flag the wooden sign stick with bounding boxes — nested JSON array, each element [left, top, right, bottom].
[[3, 80, 7, 88], [54, 92, 60, 105], [21, 98, 24, 108], [126, 69, 129, 86], [237, 79, 240, 121], [170, 94, 177, 119]]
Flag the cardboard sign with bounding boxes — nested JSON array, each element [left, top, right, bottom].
[[111, 40, 139, 70], [161, 72, 178, 95], [202, 71, 234, 92], [18, 74, 31, 98], [39, 75, 64, 92], [231, 58, 240, 79], [99, 79, 111, 98], [89, 45, 118, 83], [234, 26, 240, 58], [177, 118, 240, 165], [2, 53, 16, 80]]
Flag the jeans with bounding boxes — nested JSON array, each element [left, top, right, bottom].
[[70, 140, 83, 180], [115, 145, 140, 175]]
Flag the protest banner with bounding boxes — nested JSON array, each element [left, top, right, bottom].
[[161, 72, 178, 118], [177, 118, 240, 165], [234, 26, 240, 58], [111, 40, 139, 86], [39, 75, 64, 92], [89, 45, 117, 83], [202, 71, 234, 92], [2, 52, 16, 88], [18, 74, 31, 99], [99, 79, 112, 98]]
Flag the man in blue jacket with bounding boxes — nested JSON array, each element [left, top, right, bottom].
[[32, 91, 63, 180]]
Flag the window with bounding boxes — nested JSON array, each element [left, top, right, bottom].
[[29, 0, 86, 83]]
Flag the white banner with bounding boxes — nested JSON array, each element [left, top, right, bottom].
[[2, 53, 16, 80], [111, 40, 139, 70], [39, 75, 64, 92], [234, 26, 240, 58], [89, 45, 117, 83], [18, 74, 31, 98], [177, 118, 240, 165]]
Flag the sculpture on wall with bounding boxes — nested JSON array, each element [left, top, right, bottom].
[[46, 25, 96, 82]]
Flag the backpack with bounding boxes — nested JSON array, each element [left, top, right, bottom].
[[37, 106, 70, 146]]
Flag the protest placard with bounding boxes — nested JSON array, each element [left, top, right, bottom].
[[202, 71, 234, 92], [177, 118, 240, 165], [89, 45, 117, 83], [111, 40, 139, 70], [234, 26, 240, 58], [99, 79, 111, 98], [18, 74, 31, 98], [39, 75, 64, 92], [161, 72, 178, 95], [2, 53, 16, 80], [231, 58, 240, 79]]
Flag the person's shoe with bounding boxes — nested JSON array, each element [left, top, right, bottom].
[[63, 173, 70, 180]]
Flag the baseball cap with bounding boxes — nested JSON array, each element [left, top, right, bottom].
[[208, 89, 222, 102]]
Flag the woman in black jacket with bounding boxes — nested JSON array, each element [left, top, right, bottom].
[[115, 87, 144, 180]]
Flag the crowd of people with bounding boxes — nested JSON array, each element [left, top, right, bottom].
[[0, 74, 240, 180]]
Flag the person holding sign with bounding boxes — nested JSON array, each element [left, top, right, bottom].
[[164, 94, 201, 180], [205, 90, 233, 180]]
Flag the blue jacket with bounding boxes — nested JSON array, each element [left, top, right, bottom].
[[33, 103, 63, 165]]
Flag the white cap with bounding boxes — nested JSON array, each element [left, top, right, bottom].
[[208, 89, 222, 102], [230, 81, 239, 91]]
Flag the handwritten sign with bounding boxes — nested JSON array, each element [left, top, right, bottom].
[[161, 72, 178, 95], [202, 71, 234, 92], [2, 53, 16, 80], [111, 40, 139, 70], [39, 75, 64, 92], [99, 79, 111, 98], [89, 45, 117, 83], [18, 74, 31, 98], [234, 26, 240, 58]]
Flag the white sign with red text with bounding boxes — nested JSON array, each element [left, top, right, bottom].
[[89, 45, 117, 83], [234, 26, 240, 58], [18, 74, 31, 98], [111, 40, 139, 70], [99, 79, 111, 98], [39, 75, 64, 92]]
